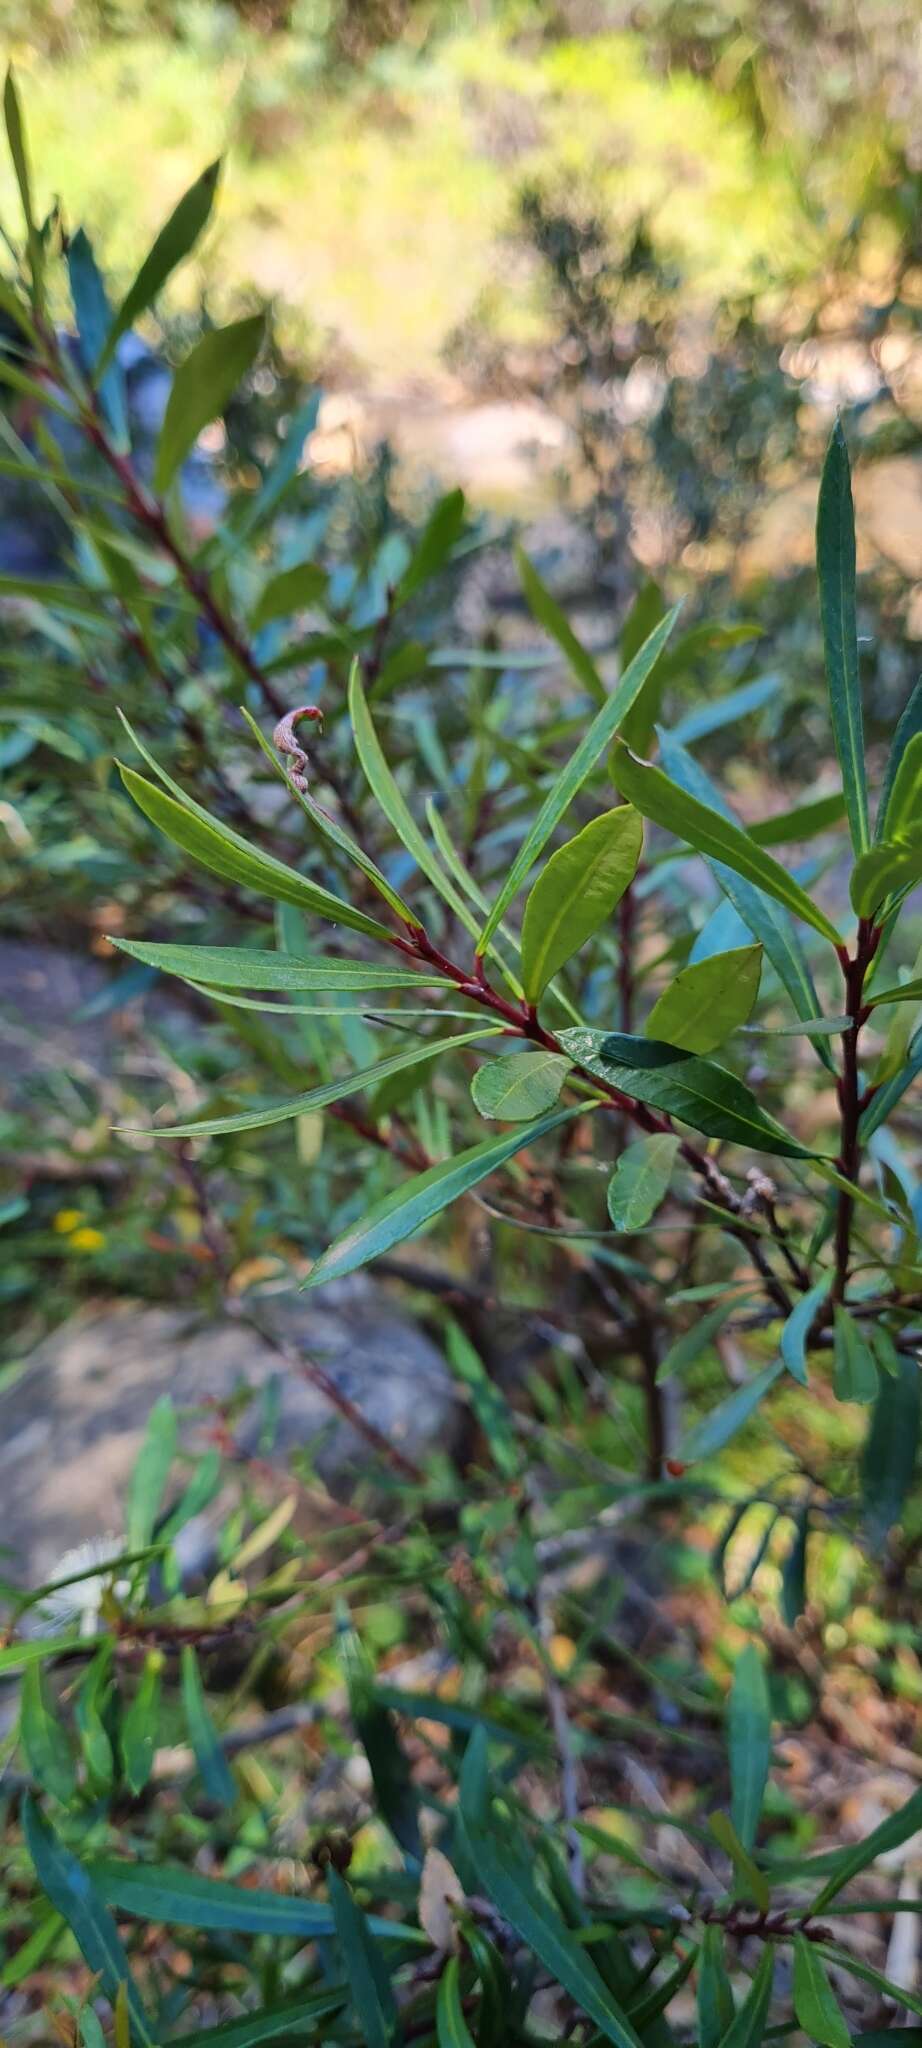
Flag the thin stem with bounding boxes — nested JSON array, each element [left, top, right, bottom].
[[832, 918, 880, 1304]]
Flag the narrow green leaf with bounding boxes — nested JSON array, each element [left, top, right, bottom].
[[611, 745, 840, 945], [328, 1867, 397, 2048], [811, 1786, 922, 1911], [559, 1028, 812, 1158], [339, 1621, 421, 1862], [832, 1308, 879, 1404], [851, 837, 922, 919], [879, 730, 922, 844], [304, 1103, 585, 1289], [437, 1954, 477, 2048], [749, 790, 847, 847], [817, 420, 869, 855], [348, 661, 474, 930], [729, 1643, 771, 1854], [698, 1926, 735, 2048], [121, 1653, 162, 1798], [20, 1664, 77, 1806], [126, 1025, 496, 1138], [606, 1133, 679, 1232], [813, 1945, 922, 2022], [780, 1506, 809, 1626], [780, 1275, 831, 1386], [862, 1353, 920, 1547], [793, 1933, 851, 2048], [471, 1050, 572, 1121], [876, 677, 922, 841], [520, 807, 643, 1001], [516, 547, 607, 707], [396, 488, 466, 606], [126, 1395, 176, 1551], [859, 1038, 922, 1140], [645, 947, 762, 1054], [89, 1858, 418, 1942], [251, 560, 327, 630], [715, 1946, 773, 2048], [99, 160, 221, 376], [76, 1646, 115, 1795], [111, 938, 451, 993], [682, 1362, 785, 1462], [443, 1317, 520, 1478], [4, 69, 43, 311], [180, 1646, 235, 1806], [477, 607, 681, 954], [153, 1988, 349, 2048], [154, 313, 264, 494], [67, 228, 128, 444], [657, 1300, 738, 1385], [867, 975, 922, 1008], [22, 1798, 155, 2044], [709, 1813, 770, 1913], [620, 579, 668, 751], [118, 765, 394, 943]]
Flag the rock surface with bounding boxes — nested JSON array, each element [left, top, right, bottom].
[[0, 1289, 458, 1595]]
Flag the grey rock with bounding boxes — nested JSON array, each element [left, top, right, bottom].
[[0, 1287, 458, 1596]]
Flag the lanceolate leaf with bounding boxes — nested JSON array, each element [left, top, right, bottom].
[[793, 1933, 851, 2048], [645, 947, 762, 1053], [810, 1786, 922, 1912], [118, 766, 394, 943], [164, 1988, 349, 2048], [181, 1647, 236, 1806], [155, 314, 265, 494], [121, 1653, 162, 1797], [348, 662, 475, 931], [749, 790, 846, 847], [126, 1395, 176, 1551], [471, 1051, 572, 1121], [877, 677, 922, 839], [396, 488, 466, 606], [851, 837, 922, 918], [520, 807, 643, 1001], [67, 229, 128, 444], [126, 1026, 498, 1138], [112, 939, 453, 994], [3, 69, 43, 312], [780, 1275, 831, 1385], [816, 420, 869, 855], [251, 560, 328, 629], [606, 1133, 679, 1231], [879, 730, 922, 844], [88, 1859, 419, 1942], [657, 1299, 739, 1384], [328, 1868, 398, 2048], [698, 1926, 735, 2048], [559, 1029, 812, 1158], [832, 1308, 878, 1404], [477, 606, 681, 955], [681, 1362, 785, 1462], [862, 1353, 920, 1547], [304, 1103, 586, 1290], [611, 744, 840, 945], [23, 1799, 155, 2045], [98, 159, 221, 376], [715, 1947, 773, 2048], [20, 1665, 76, 1806], [437, 1954, 478, 2048], [516, 547, 607, 708], [709, 1814, 770, 1914], [728, 1644, 771, 1854]]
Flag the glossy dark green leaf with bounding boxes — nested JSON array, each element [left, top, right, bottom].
[[181, 1646, 235, 1806], [729, 1643, 770, 1853], [99, 159, 221, 376], [793, 1933, 851, 2048], [606, 1133, 679, 1232], [520, 806, 643, 1000], [645, 946, 762, 1054], [558, 1028, 812, 1158], [23, 1798, 155, 2044], [471, 1050, 572, 1121], [304, 1102, 584, 1290], [832, 1308, 879, 1405], [251, 559, 328, 629], [328, 1867, 398, 2048], [682, 1362, 785, 1462], [20, 1664, 76, 1806], [817, 420, 868, 855], [516, 546, 606, 708], [396, 488, 466, 605], [118, 765, 394, 943], [877, 677, 922, 841], [780, 1506, 809, 1626], [128, 1025, 496, 1139], [780, 1275, 831, 1385], [155, 313, 264, 494], [862, 1352, 920, 1547], [611, 744, 840, 945], [112, 937, 451, 993], [478, 606, 681, 954]]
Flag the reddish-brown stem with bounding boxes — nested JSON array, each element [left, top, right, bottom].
[[832, 918, 880, 1304]]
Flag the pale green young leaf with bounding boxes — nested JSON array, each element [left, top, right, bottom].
[[123, 1025, 498, 1138], [816, 420, 869, 855], [477, 606, 681, 955], [876, 677, 922, 840], [471, 1050, 572, 1121], [611, 744, 840, 945], [98, 160, 220, 376], [709, 1814, 770, 1914], [832, 1308, 879, 1404], [606, 1133, 679, 1231], [126, 1395, 176, 1551], [520, 806, 643, 1001], [620, 578, 667, 751], [879, 729, 922, 844], [645, 946, 762, 1053], [154, 313, 264, 494], [305, 1103, 585, 1289], [850, 837, 922, 918], [793, 1934, 851, 2048], [729, 1643, 771, 1854], [559, 1029, 812, 1158]]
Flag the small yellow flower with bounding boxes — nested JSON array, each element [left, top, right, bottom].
[[53, 1207, 85, 1234], [68, 1226, 105, 1253]]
